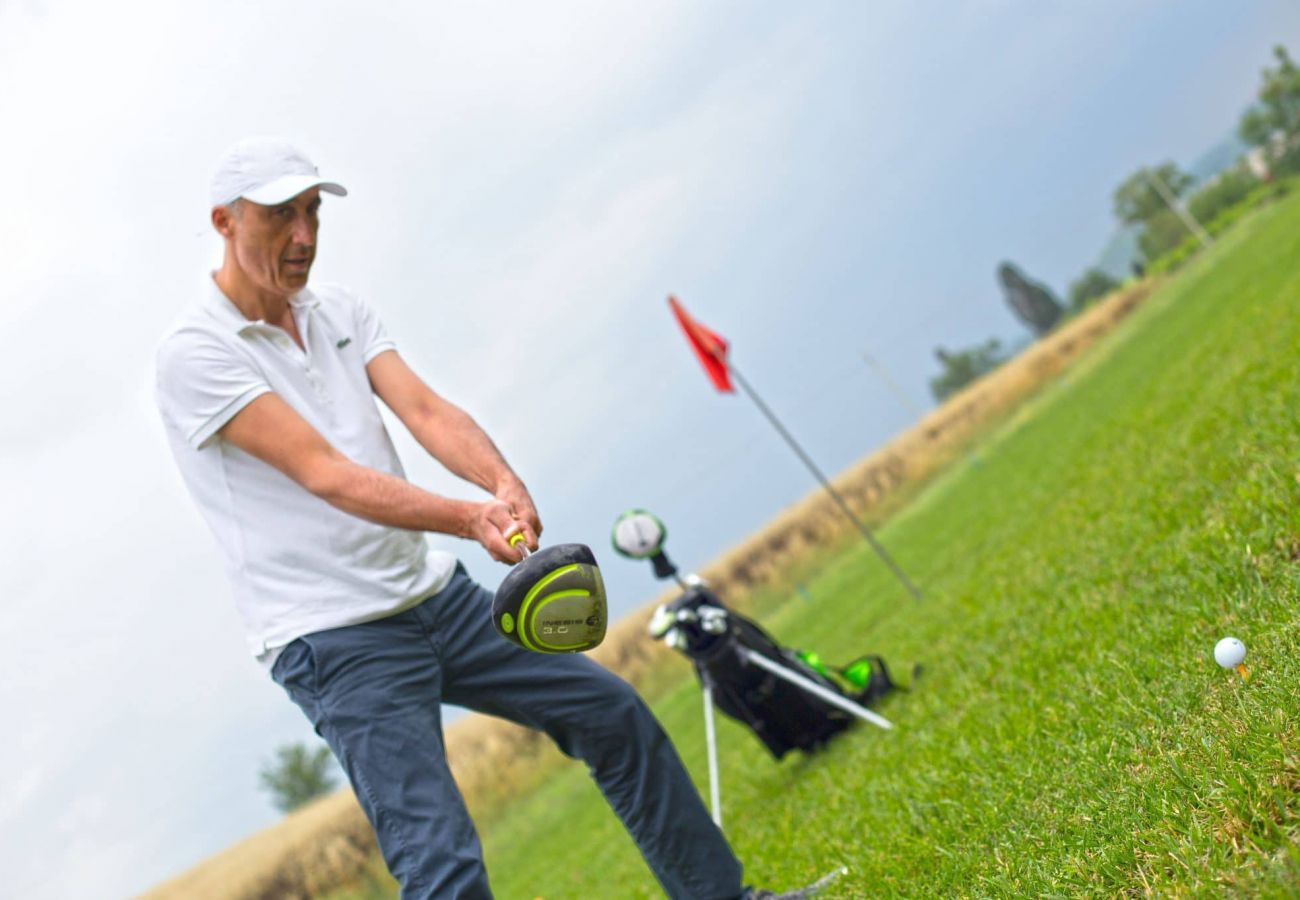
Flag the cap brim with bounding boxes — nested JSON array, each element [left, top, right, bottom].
[[241, 175, 348, 205]]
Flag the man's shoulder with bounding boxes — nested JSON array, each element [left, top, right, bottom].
[[156, 306, 232, 365], [155, 291, 257, 381]]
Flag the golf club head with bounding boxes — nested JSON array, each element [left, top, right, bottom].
[[611, 509, 678, 579], [645, 588, 729, 658], [492, 543, 608, 653]]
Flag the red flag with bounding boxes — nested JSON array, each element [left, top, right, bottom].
[[668, 295, 733, 392]]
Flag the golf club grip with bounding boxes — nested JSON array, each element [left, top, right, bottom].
[[509, 531, 531, 559]]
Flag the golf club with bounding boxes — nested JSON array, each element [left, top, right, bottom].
[[492, 533, 608, 653]]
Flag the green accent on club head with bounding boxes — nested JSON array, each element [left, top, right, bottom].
[[526, 589, 600, 651], [513, 563, 607, 653], [517, 563, 581, 652], [500, 612, 515, 634]]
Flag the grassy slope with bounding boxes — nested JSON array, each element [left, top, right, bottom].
[[347, 193, 1300, 899]]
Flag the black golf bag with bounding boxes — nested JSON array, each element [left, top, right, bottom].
[[650, 584, 899, 760]]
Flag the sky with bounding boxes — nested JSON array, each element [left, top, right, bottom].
[[2, 1, 1297, 896]]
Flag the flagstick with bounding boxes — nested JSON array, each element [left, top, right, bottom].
[[725, 363, 923, 601]]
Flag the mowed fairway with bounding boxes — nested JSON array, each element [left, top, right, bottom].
[[340, 191, 1300, 899]]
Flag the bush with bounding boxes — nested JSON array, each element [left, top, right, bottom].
[[1270, 143, 1300, 178], [1137, 167, 1266, 270], [260, 742, 339, 814], [1068, 268, 1121, 312], [929, 338, 1008, 402], [1187, 167, 1260, 224], [1137, 209, 1189, 264], [1147, 178, 1295, 274]]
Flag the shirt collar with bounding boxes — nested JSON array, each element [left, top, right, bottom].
[[204, 274, 318, 334]]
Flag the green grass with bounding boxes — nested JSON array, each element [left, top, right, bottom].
[[340, 191, 1300, 898]]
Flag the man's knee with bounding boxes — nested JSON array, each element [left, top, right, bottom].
[[575, 674, 667, 764]]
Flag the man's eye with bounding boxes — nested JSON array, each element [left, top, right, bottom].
[[275, 207, 294, 218]]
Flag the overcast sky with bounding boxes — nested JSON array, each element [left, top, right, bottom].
[[3, 1, 1297, 896]]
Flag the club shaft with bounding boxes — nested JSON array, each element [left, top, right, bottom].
[[740, 648, 894, 730], [701, 677, 722, 827]]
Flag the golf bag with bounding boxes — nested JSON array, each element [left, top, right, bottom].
[[650, 583, 900, 760]]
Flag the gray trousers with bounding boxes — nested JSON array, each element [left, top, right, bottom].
[[272, 564, 745, 899]]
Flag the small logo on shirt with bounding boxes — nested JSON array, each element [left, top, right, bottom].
[[336, 337, 353, 349]]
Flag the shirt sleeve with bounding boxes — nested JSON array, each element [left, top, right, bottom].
[[155, 328, 272, 450], [353, 294, 398, 363]]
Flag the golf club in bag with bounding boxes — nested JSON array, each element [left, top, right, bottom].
[[611, 510, 905, 827]]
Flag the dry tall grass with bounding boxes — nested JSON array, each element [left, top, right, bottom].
[[139, 281, 1157, 900], [140, 790, 375, 900]]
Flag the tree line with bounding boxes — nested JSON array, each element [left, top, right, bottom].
[[929, 45, 1300, 402]]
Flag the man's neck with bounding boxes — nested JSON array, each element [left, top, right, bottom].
[[213, 262, 295, 326]]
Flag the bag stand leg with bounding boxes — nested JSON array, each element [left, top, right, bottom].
[[739, 649, 894, 731], [701, 672, 722, 828]]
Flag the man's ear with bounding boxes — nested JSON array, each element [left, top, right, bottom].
[[211, 205, 235, 239]]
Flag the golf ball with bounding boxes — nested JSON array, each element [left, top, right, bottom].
[[1214, 637, 1246, 669]]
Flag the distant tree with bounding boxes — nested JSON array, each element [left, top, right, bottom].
[[1187, 166, 1260, 224], [929, 338, 1007, 402], [1239, 46, 1300, 150], [1112, 162, 1195, 226], [997, 262, 1064, 336], [1137, 209, 1193, 265], [1238, 46, 1300, 178], [1068, 268, 1120, 312], [259, 742, 338, 814]]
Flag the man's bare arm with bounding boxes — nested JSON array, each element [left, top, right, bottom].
[[366, 350, 541, 543], [217, 392, 522, 562]]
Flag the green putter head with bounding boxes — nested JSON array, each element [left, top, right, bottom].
[[492, 538, 608, 653]]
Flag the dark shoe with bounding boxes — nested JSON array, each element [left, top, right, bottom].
[[743, 865, 848, 899]]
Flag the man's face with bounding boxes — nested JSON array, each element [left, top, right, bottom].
[[222, 188, 322, 296]]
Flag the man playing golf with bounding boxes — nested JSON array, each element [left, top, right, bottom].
[[155, 137, 813, 899]]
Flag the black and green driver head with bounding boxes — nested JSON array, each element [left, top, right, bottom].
[[492, 541, 608, 653]]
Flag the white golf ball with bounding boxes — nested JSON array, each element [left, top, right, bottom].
[[1214, 637, 1246, 669]]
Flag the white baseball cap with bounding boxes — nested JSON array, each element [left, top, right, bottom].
[[210, 136, 348, 208]]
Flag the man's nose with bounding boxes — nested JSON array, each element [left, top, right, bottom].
[[291, 214, 315, 245]]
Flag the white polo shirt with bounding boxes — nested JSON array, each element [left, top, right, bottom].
[[155, 277, 457, 668]]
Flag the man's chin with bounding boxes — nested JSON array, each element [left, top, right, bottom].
[[280, 270, 312, 290]]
